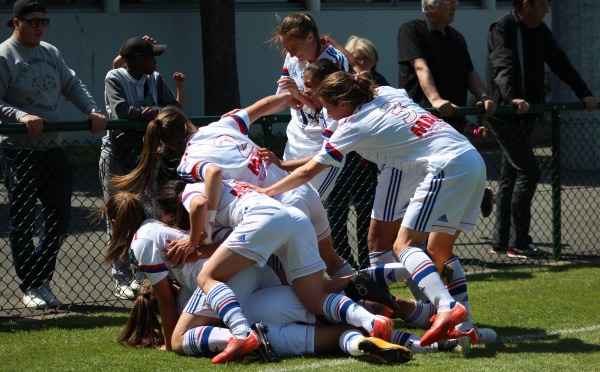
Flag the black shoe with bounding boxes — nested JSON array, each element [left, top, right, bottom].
[[251, 322, 280, 363], [489, 245, 508, 254], [345, 272, 400, 311], [507, 244, 549, 259], [437, 338, 460, 352], [480, 187, 494, 218], [357, 337, 413, 364]]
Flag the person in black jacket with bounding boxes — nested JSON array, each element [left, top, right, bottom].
[[486, 0, 596, 258]]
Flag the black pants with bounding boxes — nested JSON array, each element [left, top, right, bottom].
[[488, 117, 541, 249]]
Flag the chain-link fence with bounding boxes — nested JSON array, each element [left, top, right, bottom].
[[0, 104, 598, 316]]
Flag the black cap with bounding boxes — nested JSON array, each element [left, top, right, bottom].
[[119, 37, 166, 61], [7, 0, 46, 27]]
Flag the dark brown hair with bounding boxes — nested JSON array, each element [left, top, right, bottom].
[[109, 106, 192, 194], [118, 280, 165, 349], [315, 71, 376, 108], [101, 192, 147, 263], [272, 12, 320, 57]]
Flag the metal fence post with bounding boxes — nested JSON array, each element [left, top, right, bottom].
[[551, 109, 562, 258]]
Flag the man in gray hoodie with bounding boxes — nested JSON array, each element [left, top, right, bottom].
[[0, 0, 106, 309]]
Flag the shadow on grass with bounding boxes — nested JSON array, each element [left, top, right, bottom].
[[0, 306, 130, 333], [468, 325, 600, 359], [465, 260, 600, 283]]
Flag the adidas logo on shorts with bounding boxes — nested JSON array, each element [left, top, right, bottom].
[[236, 234, 246, 242], [436, 214, 448, 223]]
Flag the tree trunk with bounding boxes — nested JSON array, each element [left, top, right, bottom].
[[552, 0, 600, 171], [200, 0, 240, 115]]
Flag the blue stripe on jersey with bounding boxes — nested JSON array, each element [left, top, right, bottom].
[[415, 171, 443, 231], [281, 67, 290, 77], [138, 263, 168, 273], [196, 161, 211, 181], [322, 128, 334, 140], [317, 166, 339, 197], [177, 169, 196, 183], [325, 143, 344, 162], [230, 114, 248, 135], [325, 47, 344, 63], [384, 168, 402, 221]]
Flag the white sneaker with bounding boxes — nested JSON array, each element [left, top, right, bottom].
[[40, 281, 62, 307], [115, 282, 137, 300], [22, 286, 48, 309]]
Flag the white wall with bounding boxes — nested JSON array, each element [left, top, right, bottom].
[[0, 6, 518, 141]]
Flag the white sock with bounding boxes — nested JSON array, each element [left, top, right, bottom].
[[206, 282, 250, 337], [339, 329, 365, 356], [360, 262, 411, 287], [444, 255, 473, 331], [391, 330, 438, 353], [330, 260, 355, 278], [398, 247, 455, 311], [322, 293, 376, 332], [404, 300, 436, 329], [368, 249, 396, 267], [182, 326, 232, 355]]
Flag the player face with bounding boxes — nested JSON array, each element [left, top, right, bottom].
[[351, 50, 374, 72], [521, 0, 548, 28], [320, 97, 355, 121], [429, 0, 457, 28], [280, 33, 319, 62], [303, 71, 323, 107], [139, 54, 157, 75], [13, 11, 47, 47]]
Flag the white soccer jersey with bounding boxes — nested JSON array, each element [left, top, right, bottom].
[[277, 45, 349, 158], [181, 180, 281, 229], [131, 219, 205, 292], [314, 86, 475, 174], [176, 109, 331, 239]]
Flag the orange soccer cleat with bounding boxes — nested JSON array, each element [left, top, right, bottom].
[[369, 315, 394, 342], [211, 331, 260, 364], [420, 302, 468, 347]]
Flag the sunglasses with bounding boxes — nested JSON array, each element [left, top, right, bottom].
[[18, 17, 50, 28]]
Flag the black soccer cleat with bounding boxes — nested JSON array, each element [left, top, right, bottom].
[[357, 337, 413, 364], [251, 322, 281, 363], [345, 272, 400, 311]]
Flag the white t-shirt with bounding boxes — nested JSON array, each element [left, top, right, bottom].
[[314, 86, 475, 174], [277, 45, 349, 158]]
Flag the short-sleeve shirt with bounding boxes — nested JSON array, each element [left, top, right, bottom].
[[177, 109, 290, 187], [398, 18, 474, 109], [313, 86, 474, 174], [276, 45, 349, 158], [131, 219, 206, 292]]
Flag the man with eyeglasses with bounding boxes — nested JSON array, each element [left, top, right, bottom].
[[0, 0, 107, 309]]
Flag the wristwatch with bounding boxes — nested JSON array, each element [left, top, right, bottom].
[[88, 108, 101, 114], [480, 93, 491, 101]]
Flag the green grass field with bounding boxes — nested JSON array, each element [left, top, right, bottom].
[[1, 264, 599, 372]]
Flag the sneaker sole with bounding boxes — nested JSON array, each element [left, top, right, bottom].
[[358, 337, 413, 364], [251, 323, 280, 363]]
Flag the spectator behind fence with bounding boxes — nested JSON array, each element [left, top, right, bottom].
[[486, 0, 596, 258], [397, 0, 496, 133], [0, 0, 106, 309], [100, 36, 181, 300], [326, 36, 385, 269]]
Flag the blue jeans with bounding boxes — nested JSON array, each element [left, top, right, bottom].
[[1, 147, 73, 291]]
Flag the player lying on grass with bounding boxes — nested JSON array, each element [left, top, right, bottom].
[[102, 187, 456, 364]]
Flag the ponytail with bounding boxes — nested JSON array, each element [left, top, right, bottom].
[[101, 192, 147, 263], [118, 280, 165, 349]]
